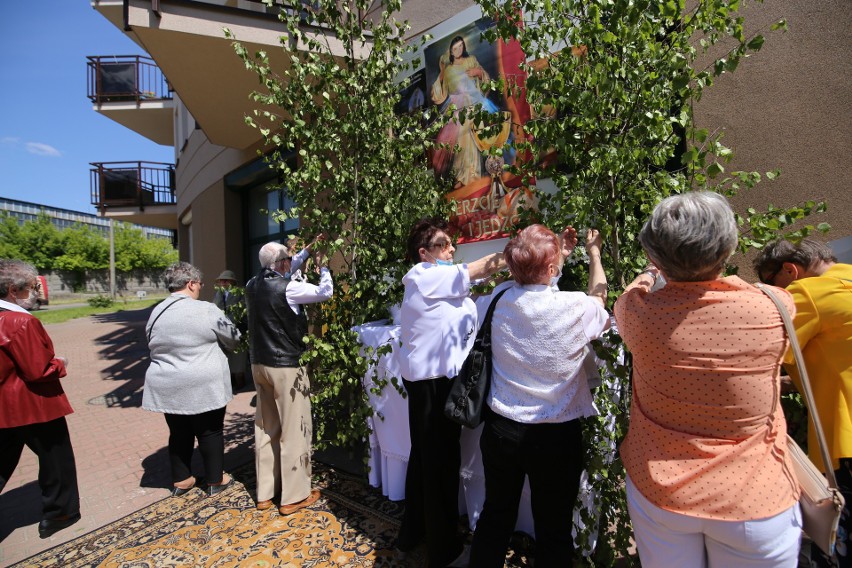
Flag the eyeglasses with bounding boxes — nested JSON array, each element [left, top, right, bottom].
[[190, 280, 205, 288], [429, 239, 452, 251], [276, 255, 292, 263]]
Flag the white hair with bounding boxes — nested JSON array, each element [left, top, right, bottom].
[[258, 241, 290, 269], [0, 259, 38, 297], [639, 191, 738, 282]]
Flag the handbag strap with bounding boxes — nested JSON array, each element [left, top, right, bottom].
[[757, 283, 839, 487], [479, 288, 510, 351], [146, 295, 187, 343]]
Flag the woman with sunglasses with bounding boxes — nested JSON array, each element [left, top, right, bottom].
[[143, 262, 241, 497], [396, 217, 507, 568]]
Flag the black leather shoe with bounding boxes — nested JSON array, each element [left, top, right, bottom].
[[38, 512, 81, 539], [207, 474, 234, 496]]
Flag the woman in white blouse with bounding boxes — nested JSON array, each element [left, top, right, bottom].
[[470, 224, 609, 568], [396, 217, 506, 568]]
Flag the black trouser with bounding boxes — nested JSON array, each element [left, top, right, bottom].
[[164, 407, 226, 485], [0, 417, 80, 521], [470, 411, 584, 568], [398, 377, 463, 568]]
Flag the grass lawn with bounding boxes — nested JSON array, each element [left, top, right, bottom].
[[32, 297, 167, 325]]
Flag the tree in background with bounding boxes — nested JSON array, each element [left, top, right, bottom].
[[475, 0, 827, 562], [0, 212, 178, 274], [229, 0, 453, 453], [54, 224, 108, 272], [113, 224, 179, 271], [233, 0, 829, 562]]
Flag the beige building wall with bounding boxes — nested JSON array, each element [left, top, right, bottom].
[[185, 180, 229, 302], [694, 0, 851, 277], [161, 1, 849, 283]]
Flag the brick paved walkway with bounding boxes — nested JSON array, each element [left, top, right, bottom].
[[0, 307, 256, 565]]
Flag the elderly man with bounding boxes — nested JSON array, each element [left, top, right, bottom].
[[213, 269, 247, 391], [755, 239, 852, 567], [0, 260, 80, 539], [245, 240, 333, 516]]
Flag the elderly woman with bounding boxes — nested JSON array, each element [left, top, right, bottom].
[[469, 225, 609, 567], [0, 260, 80, 539], [143, 262, 241, 496], [396, 217, 507, 568], [614, 192, 802, 567]]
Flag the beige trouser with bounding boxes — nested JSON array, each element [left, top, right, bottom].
[[252, 364, 312, 505]]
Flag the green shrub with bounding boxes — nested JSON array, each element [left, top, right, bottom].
[[87, 294, 114, 308]]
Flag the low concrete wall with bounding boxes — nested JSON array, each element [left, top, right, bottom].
[[41, 269, 166, 299]]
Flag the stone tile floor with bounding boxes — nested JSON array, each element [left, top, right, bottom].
[[0, 307, 255, 566]]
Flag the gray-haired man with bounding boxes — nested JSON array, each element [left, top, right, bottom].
[[245, 241, 332, 516]]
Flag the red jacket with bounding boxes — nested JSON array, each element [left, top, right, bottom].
[[0, 310, 72, 428]]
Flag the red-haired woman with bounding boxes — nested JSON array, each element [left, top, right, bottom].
[[470, 225, 609, 567]]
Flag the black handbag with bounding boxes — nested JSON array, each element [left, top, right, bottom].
[[444, 288, 509, 428]]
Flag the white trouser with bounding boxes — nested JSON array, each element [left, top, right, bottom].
[[626, 474, 801, 568]]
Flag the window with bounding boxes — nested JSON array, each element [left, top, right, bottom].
[[225, 154, 300, 276]]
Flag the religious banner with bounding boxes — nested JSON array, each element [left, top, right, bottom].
[[423, 17, 537, 244]]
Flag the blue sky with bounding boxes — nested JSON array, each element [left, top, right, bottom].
[[0, 1, 173, 214]]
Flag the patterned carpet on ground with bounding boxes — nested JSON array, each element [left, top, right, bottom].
[[14, 461, 533, 567]]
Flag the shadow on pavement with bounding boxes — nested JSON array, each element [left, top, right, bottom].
[[139, 412, 256, 490], [0, 481, 42, 543], [88, 307, 154, 409]]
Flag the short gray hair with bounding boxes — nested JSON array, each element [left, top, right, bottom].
[[258, 241, 290, 269], [0, 259, 38, 298], [163, 261, 202, 292], [639, 191, 738, 282]]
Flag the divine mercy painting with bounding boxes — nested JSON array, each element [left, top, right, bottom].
[[424, 17, 537, 243]]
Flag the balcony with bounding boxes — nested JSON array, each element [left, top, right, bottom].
[[91, 0, 370, 151], [90, 161, 177, 229], [87, 55, 175, 146]]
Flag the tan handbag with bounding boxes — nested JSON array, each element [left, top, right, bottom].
[[758, 284, 845, 557]]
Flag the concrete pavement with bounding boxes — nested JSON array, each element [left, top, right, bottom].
[[0, 306, 256, 566]]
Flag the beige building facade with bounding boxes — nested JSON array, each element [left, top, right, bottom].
[[89, 0, 850, 296]]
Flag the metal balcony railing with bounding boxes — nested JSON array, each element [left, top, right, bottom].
[[90, 161, 176, 210], [87, 55, 172, 104]]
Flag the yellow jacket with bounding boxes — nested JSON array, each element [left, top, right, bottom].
[[784, 262, 852, 472]]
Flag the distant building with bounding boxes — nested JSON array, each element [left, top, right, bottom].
[[0, 197, 175, 243]]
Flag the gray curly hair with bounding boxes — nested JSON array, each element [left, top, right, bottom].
[[0, 259, 38, 298], [639, 192, 738, 282], [163, 262, 202, 292]]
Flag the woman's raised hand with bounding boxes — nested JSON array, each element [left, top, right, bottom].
[[585, 229, 602, 256], [560, 226, 578, 257]]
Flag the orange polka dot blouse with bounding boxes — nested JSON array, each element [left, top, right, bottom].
[[614, 275, 801, 521]]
